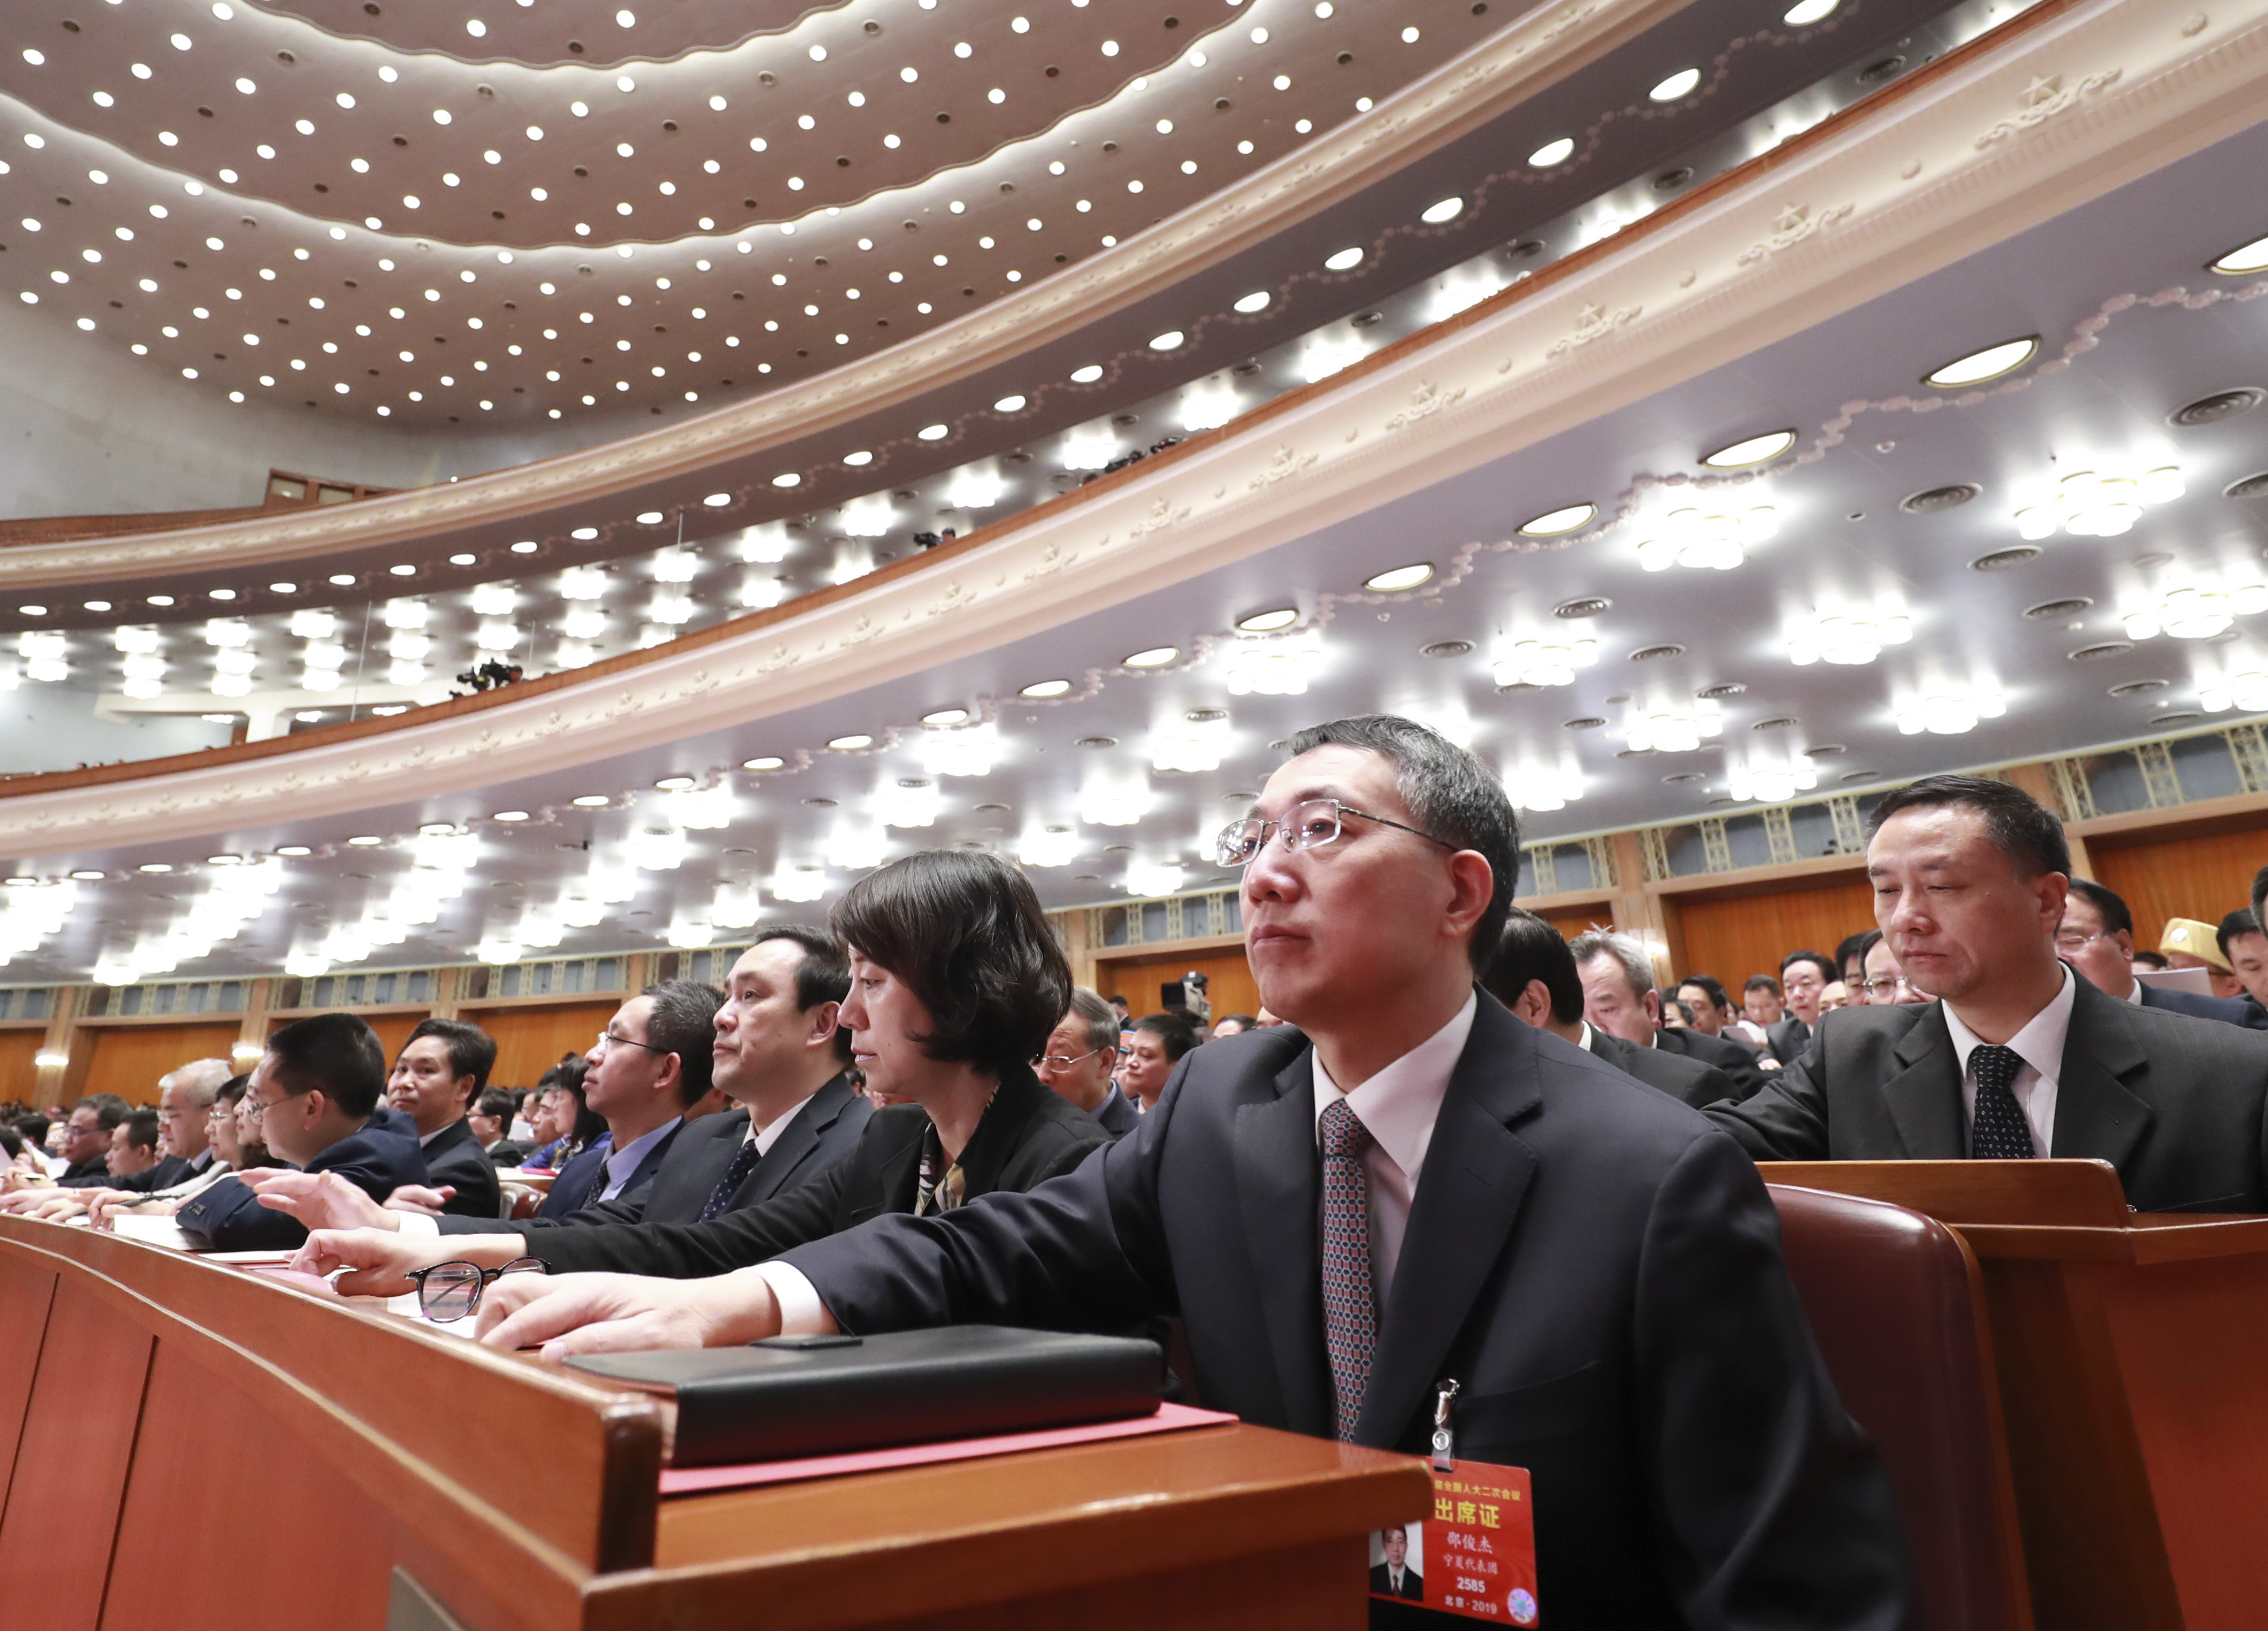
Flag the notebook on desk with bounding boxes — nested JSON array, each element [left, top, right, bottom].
[[565, 1324, 1165, 1467]]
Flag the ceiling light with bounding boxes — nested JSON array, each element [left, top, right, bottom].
[[1070, 364, 1105, 384], [1894, 683, 2007, 735], [570, 794, 611, 809], [2014, 464, 2182, 539], [994, 395, 1028, 413], [1225, 629, 1323, 695], [771, 863, 827, 903], [491, 810, 530, 822], [1323, 247, 1363, 271], [1150, 330, 1185, 351], [2209, 234, 2268, 275], [1528, 137, 1574, 167], [1925, 336, 2039, 388], [635, 510, 665, 525], [826, 733, 876, 750], [917, 424, 950, 441], [1502, 757, 1585, 813], [1018, 828, 1082, 868], [511, 541, 539, 554], [275, 845, 312, 857], [920, 707, 971, 726], [1125, 859, 1186, 898], [1122, 646, 1179, 668], [653, 775, 697, 790], [1234, 291, 1270, 313], [701, 493, 731, 508], [921, 722, 998, 778], [2119, 579, 2268, 641], [1649, 68, 1701, 101], [1235, 608, 1298, 633], [1783, 0, 1838, 21], [1700, 430, 1798, 468], [68, 870, 105, 882], [1420, 197, 1463, 224], [388, 564, 417, 577], [346, 835, 384, 847], [1019, 679, 1072, 699], [1623, 698, 1725, 753], [1518, 503, 1597, 537], [742, 755, 786, 770], [1633, 493, 1778, 571], [1493, 635, 1600, 688], [327, 574, 355, 587], [1363, 564, 1433, 592], [1785, 603, 1914, 665], [1726, 750, 1819, 805]]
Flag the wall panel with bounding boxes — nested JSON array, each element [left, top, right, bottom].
[[469, 1001, 622, 1090], [71, 1022, 244, 1105], [1535, 903, 1617, 944], [1094, 948, 1261, 1025], [2091, 825, 2268, 949], [1672, 876, 1876, 989], [0, 1032, 44, 1107]]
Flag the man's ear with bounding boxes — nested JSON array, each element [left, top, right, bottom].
[[807, 1000, 842, 1046], [1442, 852, 1496, 945], [1505, 979, 1552, 1028]]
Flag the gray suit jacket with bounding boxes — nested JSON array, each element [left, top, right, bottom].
[[1705, 977, 2268, 1212]]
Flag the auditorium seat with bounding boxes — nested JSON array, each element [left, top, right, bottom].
[[1767, 1184, 2033, 1631]]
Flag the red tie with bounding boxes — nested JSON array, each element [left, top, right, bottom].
[[1319, 1098, 1377, 1442]]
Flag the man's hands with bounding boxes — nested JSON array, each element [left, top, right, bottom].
[[242, 1169, 399, 1232], [383, 1184, 457, 1217], [473, 1270, 782, 1358], [291, 1227, 530, 1297]]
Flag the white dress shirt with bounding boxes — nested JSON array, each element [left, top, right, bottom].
[[741, 1091, 812, 1157], [1941, 965, 2076, 1158], [1311, 992, 1476, 1312]]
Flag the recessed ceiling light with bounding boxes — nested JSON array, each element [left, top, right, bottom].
[[147, 595, 176, 606], [209, 588, 237, 600], [1122, 646, 1179, 668], [1236, 608, 1299, 633], [1234, 291, 1270, 313], [200, 713, 237, 723], [1150, 330, 1186, 351], [1924, 336, 2038, 388], [19, 606, 45, 617], [491, 810, 531, 822], [372, 706, 408, 717], [920, 707, 971, 725], [771, 473, 801, 488], [4, 877, 36, 886], [741, 755, 785, 770], [2209, 233, 2268, 275], [1018, 679, 1072, 698], [84, 600, 112, 612], [274, 844, 312, 857], [654, 775, 697, 790], [346, 834, 385, 846], [635, 510, 665, 524], [1528, 137, 1574, 167], [1700, 429, 1797, 469], [843, 450, 875, 466], [327, 574, 355, 586], [1324, 247, 1363, 271], [825, 734, 877, 753], [571, 794, 610, 807], [511, 541, 541, 553], [270, 582, 300, 594], [68, 869, 104, 881], [417, 823, 458, 836], [1420, 197, 1463, 224], [1649, 68, 1701, 101], [294, 710, 324, 722], [1364, 564, 1433, 592], [388, 564, 417, 576], [994, 395, 1028, 413], [448, 553, 477, 566], [1070, 364, 1104, 383], [1519, 503, 1597, 536], [917, 424, 950, 441], [1783, 0, 1838, 21]]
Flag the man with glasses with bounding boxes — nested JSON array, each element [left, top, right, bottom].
[[178, 1013, 423, 1251], [2052, 881, 2266, 1027], [538, 981, 722, 1219], [1036, 989, 1139, 1136], [427, 714, 1909, 1626]]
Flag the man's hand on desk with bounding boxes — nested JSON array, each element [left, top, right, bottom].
[[383, 1183, 457, 1217], [292, 1227, 531, 1295], [475, 1270, 783, 1358], [242, 1168, 399, 1231], [14, 1190, 92, 1222]]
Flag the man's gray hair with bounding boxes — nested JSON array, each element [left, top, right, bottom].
[[1568, 929, 1656, 999], [160, 1057, 235, 1110], [1063, 988, 1121, 1055], [1285, 714, 1520, 969]]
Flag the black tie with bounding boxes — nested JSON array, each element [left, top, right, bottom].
[[1968, 1043, 2036, 1159], [699, 1139, 762, 1222]]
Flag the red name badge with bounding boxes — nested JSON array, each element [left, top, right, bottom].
[[1367, 1460, 1538, 1625]]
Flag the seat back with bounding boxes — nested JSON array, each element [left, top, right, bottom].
[[501, 1181, 543, 1221], [1768, 1184, 2032, 1631]]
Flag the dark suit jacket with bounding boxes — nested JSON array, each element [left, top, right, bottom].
[[74, 1151, 198, 1193], [177, 1107, 427, 1251], [535, 1122, 683, 1221], [438, 1074, 872, 1235], [1090, 1086, 1141, 1138], [1706, 977, 2268, 1212], [782, 999, 1908, 1627], [1585, 1029, 1740, 1111], [1653, 1025, 1773, 1097], [484, 1139, 532, 1167], [1369, 1563, 1423, 1601], [57, 1155, 117, 1188], [1767, 1015, 1812, 1063], [419, 1117, 501, 1219], [2136, 979, 2268, 1031], [522, 1065, 1110, 1277]]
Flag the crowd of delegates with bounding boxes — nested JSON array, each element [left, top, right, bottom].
[[16, 711, 2268, 1626]]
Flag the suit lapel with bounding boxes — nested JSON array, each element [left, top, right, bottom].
[[1877, 1006, 1968, 1158], [2049, 980, 2154, 1167], [1233, 1050, 1332, 1437], [1357, 1001, 1539, 1448], [750, 1079, 843, 1203]]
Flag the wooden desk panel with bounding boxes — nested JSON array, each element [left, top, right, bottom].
[[0, 1251, 56, 1516]]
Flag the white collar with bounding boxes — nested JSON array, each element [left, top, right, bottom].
[[1311, 991, 1477, 1185], [1941, 965, 2077, 1082], [743, 1089, 817, 1157]]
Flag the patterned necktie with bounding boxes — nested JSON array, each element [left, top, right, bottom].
[[568, 1138, 614, 1212], [1319, 1098, 1377, 1442], [699, 1138, 763, 1222], [1968, 1043, 2036, 1159]]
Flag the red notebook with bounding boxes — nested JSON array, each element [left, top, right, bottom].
[[659, 1401, 1239, 1495]]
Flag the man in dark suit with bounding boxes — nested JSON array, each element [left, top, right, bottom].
[[1036, 988, 1141, 1136], [380, 1018, 504, 1220], [179, 1014, 424, 1251], [468, 1088, 530, 1169], [1569, 931, 1773, 1098], [47, 1094, 128, 1186], [1369, 1525, 1423, 1600], [2216, 908, 2268, 1024], [1707, 775, 2268, 1212], [1771, 952, 1838, 1065], [442, 716, 1909, 1628], [2053, 880, 2268, 1030], [1484, 908, 1741, 1110], [99, 1059, 231, 1195]]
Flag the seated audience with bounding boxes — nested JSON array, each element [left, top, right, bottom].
[[1741, 974, 1785, 1034], [1105, 993, 1131, 1023], [1834, 931, 1874, 991], [1858, 931, 1928, 1006], [1774, 951, 1837, 1060], [82, 1075, 258, 1228], [110, 1059, 233, 1194], [177, 1014, 424, 1251], [1818, 979, 1853, 1013], [1119, 1011, 1200, 1112], [1570, 932, 1772, 1097], [1035, 989, 1140, 1136], [520, 1058, 602, 1170], [2216, 909, 2268, 1021], [1484, 908, 1741, 1108], [468, 1088, 530, 1167], [106, 1110, 163, 1180], [53, 1094, 130, 1185], [1706, 774, 2268, 1211], [269, 931, 866, 1238], [2057, 880, 2267, 1028], [298, 848, 1110, 1284], [331, 715, 1910, 1626], [1210, 1012, 1257, 1039], [2159, 916, 2244, 998], [1679, 974, 1769, 1051], [380, 1019, 504, 1220]]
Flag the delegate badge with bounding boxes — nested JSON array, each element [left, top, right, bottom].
[[1367, 1459, 1537, 1624]]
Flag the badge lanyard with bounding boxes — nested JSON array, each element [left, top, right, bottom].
[[1369, 1379, 1541, 1626]]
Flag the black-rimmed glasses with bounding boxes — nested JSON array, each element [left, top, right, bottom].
[[1214, 797, 1454, 868], [406, 1257, 545, 1323]]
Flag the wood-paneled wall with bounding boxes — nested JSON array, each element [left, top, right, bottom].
[[68, 1023, 244, 1105], [0, 1033, 43, 1107], [468, 1001, 620, 1090], [1534, 902, 1618, 944], [2091, 825, 2268, 949], [1093, 948, 1261, 1024], [1671, 874, 1875, 991]]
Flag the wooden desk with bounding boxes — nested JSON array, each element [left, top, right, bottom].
[[1762, 1161, 2268, 1631], [0, 1217, 1426, 1631]]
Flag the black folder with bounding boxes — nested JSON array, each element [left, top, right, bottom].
[[564, 1325, 1165, 1466]]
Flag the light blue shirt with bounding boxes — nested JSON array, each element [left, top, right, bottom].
[[599, 1116, 680, 1202]]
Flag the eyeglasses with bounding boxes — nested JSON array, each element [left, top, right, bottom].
[[595, 1030, 666, 1056], [1214, 797, 1454, 869], [2053, 930, 2111, 953], [405, 1257, 545, 1323], [1032, 1046, 1112, 1072], [1855, 976, 1921, 998]]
